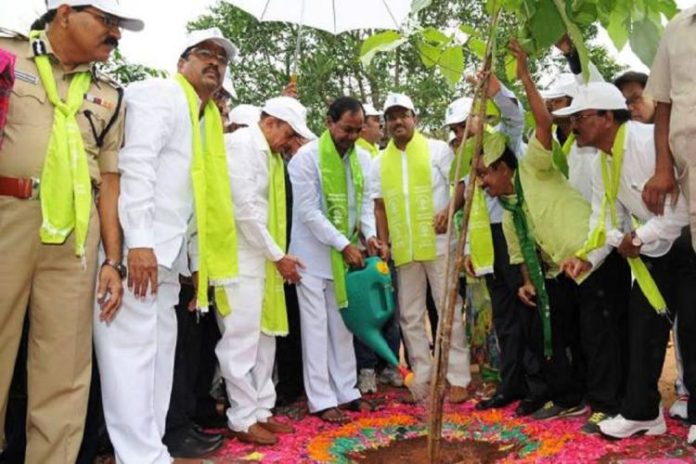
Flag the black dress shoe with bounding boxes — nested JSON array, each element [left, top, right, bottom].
[[164, 427, 224, 459], [515, 397, 546, 417], [191, 423, 224, 445], [475, 393, 517, 411]]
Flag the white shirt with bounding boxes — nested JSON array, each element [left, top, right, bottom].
[[288, 139, 376, 280], [226, 124, 285, 277], [586, 121, 689, 268], [556, 133, 598, 203], [118, 78, 196, 271], [371, 137, 453, 256]]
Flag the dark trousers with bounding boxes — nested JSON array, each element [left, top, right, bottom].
[[621, 228, 696, 423], [275, 283, 304, 405], [542, 251, 630, 413], [166, 283, 220, 434]]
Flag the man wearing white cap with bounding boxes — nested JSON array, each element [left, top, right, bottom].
[[289, 96, 381, 423], [0, 1, 142, 461], [215, 96, 312, 445], [372, 92, 470, 403], [356, 103, 382, 158], [93, 27, 237, 463], [554, 82, 696, 442]]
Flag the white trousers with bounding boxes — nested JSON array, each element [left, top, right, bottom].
[[93, 264, 179, 464], [397, 255, 471, 387], [296, 274, 360, 413], [215, 276, 276, 432]]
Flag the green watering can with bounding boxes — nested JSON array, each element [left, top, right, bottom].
[[342, 256, 413, 386]]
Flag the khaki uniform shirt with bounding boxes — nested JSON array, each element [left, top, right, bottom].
[[645, 6, 696, 171], [0, 31, 124, 186]]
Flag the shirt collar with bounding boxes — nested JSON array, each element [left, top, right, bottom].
[[249, 122, 272, 155]]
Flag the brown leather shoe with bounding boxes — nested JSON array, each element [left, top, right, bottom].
[[447, 385, 469, 404], [231, 423, 277, 445], [258, 416, 295, 434]]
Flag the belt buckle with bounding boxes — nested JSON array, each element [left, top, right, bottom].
[[30, 177, 40, 200]]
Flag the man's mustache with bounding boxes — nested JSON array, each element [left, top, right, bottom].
[[203, 65, 220, 80]]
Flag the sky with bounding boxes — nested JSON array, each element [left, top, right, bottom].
[[1, 0, 694, 74]]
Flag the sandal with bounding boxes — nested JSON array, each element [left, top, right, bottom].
[[343, 398, 380, 412], [316, 407, 350, 424]]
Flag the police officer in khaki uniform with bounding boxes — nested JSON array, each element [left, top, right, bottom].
[[0, 2, 143, 462]]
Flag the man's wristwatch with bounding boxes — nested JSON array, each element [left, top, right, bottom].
[[630, 230, 643, 248], [102, 259, 127, 280]]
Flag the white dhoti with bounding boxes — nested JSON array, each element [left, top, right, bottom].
[[215, 275, 276, 432], [93, 260, 179, 464], [296, 273, 360, 413], [397, 254, 471, 387]]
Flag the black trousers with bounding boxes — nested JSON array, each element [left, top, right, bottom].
[[621, 228, 696, 423], [542, 251, 630, 413], [166, 283, 220, 434], [274, 283, 304, 405]]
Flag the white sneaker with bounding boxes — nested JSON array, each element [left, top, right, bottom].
[[669, 396, 688, 421], [688, 425, 696, 445], [358, 368, 377, 394], [378, 366, 404, 387], [599, 408, 666, 439]]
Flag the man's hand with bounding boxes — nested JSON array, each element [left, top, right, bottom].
[[433, 210, 449, 234], [97, 264, 124, 322], [559, 256, 592, 280], [642, 171, 679, 215], [618, 232, 642, 259], [187, 272, 199, 312], [463, 254, 476, 278], [275, 255, 305, 284], [127, 248, 158, 298], [518, 282, 537, 307], [508, 39, 530, 81], [466, 69, 502, 98], [342, 244, 364, 268], [554, 34, 573, 54], [281, 81, 298, 98], [369, 237, 390, 262]]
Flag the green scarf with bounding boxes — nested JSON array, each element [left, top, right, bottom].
[[381, 131, 437, 267], [318, 130, 364, 308], [499, 172, 552, 357], [356, 137, 379, 158], [469, 184, 494, 275], [261, 151, 288, 335], [175, 73, 238, 313], [575, 124, 666, 314], [551, 125, 574, 179], [30, 30, 92, 258]]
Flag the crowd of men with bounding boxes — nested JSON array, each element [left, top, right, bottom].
[[1, 0, 696, 463]]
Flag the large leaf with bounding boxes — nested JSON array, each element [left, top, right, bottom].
[[504, 53, 517, 82], [630, 18, 662, 67], [416, 39, 442, 68], [468, 37, 487, 59], [654, 0, 680, 19], [439, 45, 465, 87], [359, 31, 406, 66], [606, 5, 631, 51], [421, 27, 450, 45], [529, 0, 567, 49], [553, 0, 591, 82]]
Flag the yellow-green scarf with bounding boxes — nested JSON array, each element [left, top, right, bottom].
[[381, 131, 436, 267], [469, 184, 494, 275], [175, 74, 238, 313], [356, 137, 379, 158], [318, 130, 364, 308], [30, 30, 92, 258], [576, 123, 666, 314], [261, 151, 288, 335]]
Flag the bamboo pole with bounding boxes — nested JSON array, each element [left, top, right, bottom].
[[426, 10, 502, 463]]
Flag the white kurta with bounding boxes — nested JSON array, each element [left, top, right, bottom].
[[216, 124, 283, 432], [95, 78, 197, 464], [288, 138, 376, 412], [371, 136, 471, 387]]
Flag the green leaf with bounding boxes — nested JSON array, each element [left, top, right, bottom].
[[606, 6, 630, 51], [359, 31, 406, 66], [654, 0, 679, 19], [459, 24, 479, 37], [504, 54, 517, 82], [468, 37, 487, 59], [416, 39, 442, 68], [552, 0, 591, 82], [421, 27, 450, 45], [630, 18, 662, 67], [528, 0, 566, 49], [410, 0, 433, 15], [439, 45, 465, 87]]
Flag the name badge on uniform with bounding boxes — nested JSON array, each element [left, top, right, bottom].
[[14, 70, 39, 85], [84, 92, 114, 110]]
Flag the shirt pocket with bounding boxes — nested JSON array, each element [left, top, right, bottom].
[[8, 77, 47, 126], [78, 104, 108, 158]]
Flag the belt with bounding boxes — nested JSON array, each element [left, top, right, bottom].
[[0, 175, 40, 199]]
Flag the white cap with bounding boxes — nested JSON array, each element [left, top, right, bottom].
[[47, 0, 144, 31], [383, 92, 416, 114], [444, 96, 473, 126], [540, 73, 578, 100], [221, 76, 237, 99], [183, 27, 238, 61], [553, 82, 628, 117], [228, 104, 260, 126], [362, 103, 381, 117], [262, 96, 316, 140]]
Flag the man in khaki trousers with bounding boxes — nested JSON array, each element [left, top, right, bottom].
[[0, 2, 142, 461]]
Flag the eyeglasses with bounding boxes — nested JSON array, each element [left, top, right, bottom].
[[190, 48, 229, 66], [568, 111, 602, 123], [82, 8, 122, 29]]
